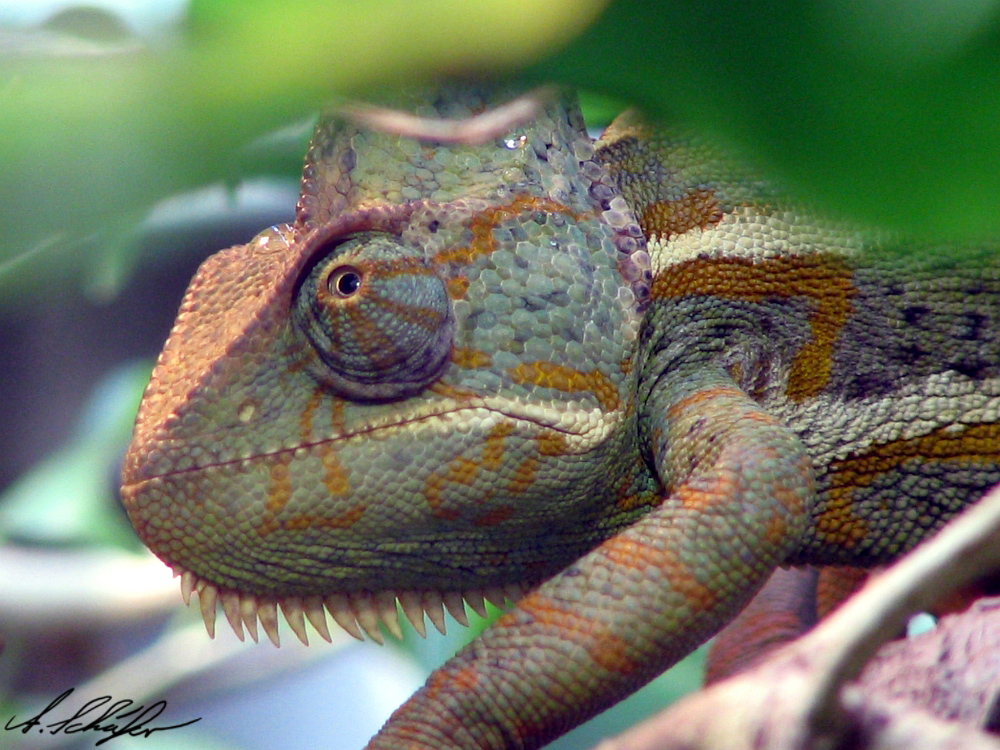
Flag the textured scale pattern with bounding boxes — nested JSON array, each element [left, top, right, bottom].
[[121, 86, 1000, 749]]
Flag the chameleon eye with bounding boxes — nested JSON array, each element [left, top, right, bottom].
[[293, 232, 454, 401], [327, 266, 363, 298]]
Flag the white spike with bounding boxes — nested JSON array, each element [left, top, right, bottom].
[[281, 598, 310, 646], [303, 596, 332, 643], [398, 591, 427, 638], [351, 592, 384, 644], [240, 595, 260, 643], [258, 598, 281, 647], [375, 591, 404, 640], [325, 593, 364, 641], [443, 591, 469, 627], [422, 591, 447, 635], [196, 580, 218, 638], [220, 590, 245, 641], [464, 589, 488, 619], [180, 571, 196, 606]]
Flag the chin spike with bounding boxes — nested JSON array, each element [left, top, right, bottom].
[[220, 590, 245, 641], [303, 595, 332, 643], [464, 589, 488, 619], [443, 591, 469, 627], [196, 580, 218, 638], [325, 593, 365, 641], [398, 591, 427, 638], [281, 598, 310, 646], [422, 591, 448, 635], [258, 598, 281, 647], [241, 595, 260, 643], [352, 592, 385, 644], [180, 570, 196, 607], [375, 591, 404, 640]]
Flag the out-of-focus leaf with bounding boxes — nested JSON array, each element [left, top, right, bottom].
[[535, 0, 1000, 239], [0, 0, 606, 302], [7, 0, 1000, 303]]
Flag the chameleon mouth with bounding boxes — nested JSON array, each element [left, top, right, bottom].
[[176, 567, 530, 647]]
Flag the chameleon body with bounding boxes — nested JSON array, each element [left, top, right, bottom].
[[121, 85, 1000, 749]]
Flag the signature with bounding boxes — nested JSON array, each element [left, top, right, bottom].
[[5, 688, 201, 746]]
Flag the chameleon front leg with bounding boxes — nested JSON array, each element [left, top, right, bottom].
[[367, 372, 815, 750]]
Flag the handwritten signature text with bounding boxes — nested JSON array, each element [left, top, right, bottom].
[[5, 688, 201, 746]]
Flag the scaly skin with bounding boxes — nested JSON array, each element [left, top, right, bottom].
[[121, 85, 1000, 749]]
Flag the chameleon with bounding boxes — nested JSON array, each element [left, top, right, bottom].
[[120, 83, 1000, 749]]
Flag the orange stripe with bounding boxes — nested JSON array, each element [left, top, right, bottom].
[[503, 594, 641, 675], [675, 475, 739, 513], [446, 275, 470, 299], [424, 457, 486, 518], [652, 255, 856, 401], [830, 422, 1000, 475], [258, 453, 293, 536], [450, 347, 492, 369], [424, 662, 481, 702], [507, 456, 538, 493], [598, 534, 719, 614], [444, 457, 480, 486], [329, 397, 345, 432], [536, 430, 569, 456], [508, 361, 621, 413], [265, 454, 292, 515], [428, 381, 478, 400], [299, 388, 323, 443], [483, 422, 513, 470], [640, 189, 723, 240], [321, 446, 350, 496], [257, 447, 360, 535], [666, 385, 746, 420], [433, 195, 582, 266], [819, 422, 1000, 548]]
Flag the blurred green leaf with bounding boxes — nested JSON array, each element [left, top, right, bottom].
[[5, 0, 1000, 304], [536, 0, 1000, 238], [0, 0, 606, 302]]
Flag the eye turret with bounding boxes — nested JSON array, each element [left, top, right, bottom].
[[293, 232, 453, 400]]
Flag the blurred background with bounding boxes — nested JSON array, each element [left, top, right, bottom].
[[3, 0, 1000, 747]]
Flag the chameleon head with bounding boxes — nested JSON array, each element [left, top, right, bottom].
[[120, 89, 655, 645]]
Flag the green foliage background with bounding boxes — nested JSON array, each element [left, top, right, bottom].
[[4, 0, 1000, 304]]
